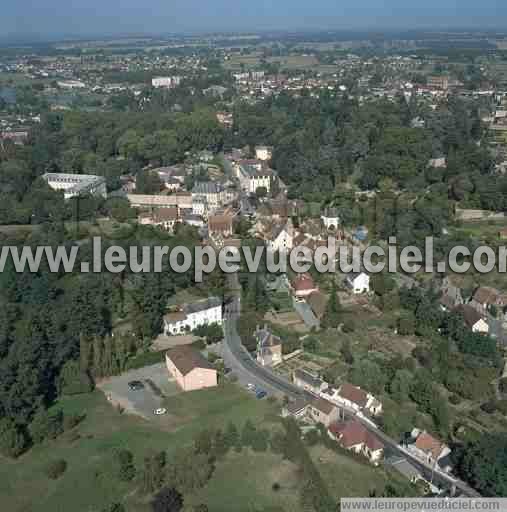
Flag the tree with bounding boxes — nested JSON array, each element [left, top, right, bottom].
[[101, 504, 125, 512], [194, 429, 213, 456], [59, 360, 93, 395], [213, 429, 228, 459], [224, 421, 239, 451], [114, 449, 136, 482], [340, 338, 354, 364], [456, 433, 507, 496], [397, 311, 416, 336], [0, 418, 26, 458], [251, 429, 270, 452], [322, 281, 341, 329], [142, 451, 166, 494], [255, 186, 268, 200], [193, 323, 223, 345], [29, 408, 64, 444], [166, 449, 214, 493], [45, 459, 67, 479], [371, 274, 395, 296], [241, 419, 257, 449], [390, 369, 413, 403], [150, 487, 183, 512], [349, 359, 386, 395]]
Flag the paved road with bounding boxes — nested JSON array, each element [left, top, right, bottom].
[[222, 273, 481, 498]]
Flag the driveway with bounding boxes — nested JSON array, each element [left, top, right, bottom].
[[97, 363, 180, 420]]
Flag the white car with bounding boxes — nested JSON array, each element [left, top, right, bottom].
[[246, 383, 255, 391], [153, 408, 167, 415]]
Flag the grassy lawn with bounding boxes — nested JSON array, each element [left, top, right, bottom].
[[309, 445, 413, 499], [188, 450, 304, 512], [0, 384, 278, 512]]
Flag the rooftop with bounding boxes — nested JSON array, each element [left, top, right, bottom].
[[166, 345, 214, 376], [338, 382, 368, 408]]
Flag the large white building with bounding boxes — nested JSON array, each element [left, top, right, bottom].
[[237, 164, 276, 195], [152, 76, 182, 88], [346, 272, 370, 294], [191, 182, 229, 212], [42, 173, 107, 199], [255, 146, 273, 161], [163, 297, 223, 335]]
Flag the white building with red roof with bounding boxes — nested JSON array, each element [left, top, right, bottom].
[[328, 419, 384, 465]]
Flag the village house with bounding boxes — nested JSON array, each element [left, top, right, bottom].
[[328, 419, 384, 465], [266, 219, 294, 252], [163, 297, 223, 335], [255, 145, 273, 161], [470, 287, 507, 317], [255, 325, 283, 367], [138, 206, 179, 233], [281, 398, 310, 419], [321, 208, 340, 230], [346, 272, 370, 294], [439, 276, 463, 311], [237, 163, 276, 195], [333, 382, 383, 416], [290, 273, 319, 299], [208, 210, 235, 238], [191, 181, 227, 212], [293, 369, 327, 395], [165, 345, 217, 392], [454, 304, 489, 334], [309, 398, 340, 427], [407, 429, 452, 472]]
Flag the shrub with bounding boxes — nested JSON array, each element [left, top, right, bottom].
[[0, 419, 27, 458], [449, 394, 462, 405], [46, 459, 67, 479]]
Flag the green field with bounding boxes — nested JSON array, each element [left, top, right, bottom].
[[0, 384, 277, 512], [188, 451, 304, 512], [310, 445, 417, 499]]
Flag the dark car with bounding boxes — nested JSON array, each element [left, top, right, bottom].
[[128, 380, 144, 391], [255, 389, 267, 399]]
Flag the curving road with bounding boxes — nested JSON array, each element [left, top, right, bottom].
[[222, 274, 481, 498]]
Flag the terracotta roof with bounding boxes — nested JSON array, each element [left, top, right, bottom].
[[473, 287, 500, 305], [154, 207, 178, 223], [454, 304, 483, 329], [164, 311, 187, 323], [329, 420, 383, 452], [292, 273, 317, 292], [338, 383, 368, 408], [166, 346, 215, 376], [415, 432, 446, 460], [311, 398, 336, 416], [208, 214, 233, 233]]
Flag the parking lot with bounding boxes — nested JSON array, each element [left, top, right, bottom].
[[97, 363, 181, 420]]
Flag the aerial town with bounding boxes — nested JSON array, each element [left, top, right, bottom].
[[1, 19, 507, 512]]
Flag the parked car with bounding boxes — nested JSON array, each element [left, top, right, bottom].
[[153, 408, 167, 415], [255, 389, 267, 399], [128, 380, 144, 391], [246, 383, 255, 391]]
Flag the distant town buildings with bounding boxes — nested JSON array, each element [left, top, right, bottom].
[[152, 76, 181, 88]]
